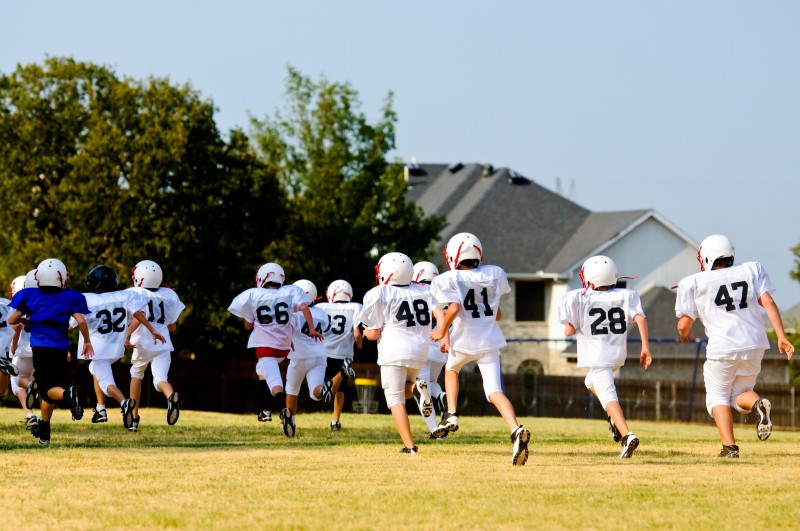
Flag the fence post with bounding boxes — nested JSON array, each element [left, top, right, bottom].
[[792, 386, 796, 428], [671, 382, 677, 420], [655, 381, 661, 422]]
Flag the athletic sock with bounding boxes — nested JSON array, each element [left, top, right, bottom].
[[96, 404, 106, 412], [274, 391, 287, 411], [260, 380, 273, 411]]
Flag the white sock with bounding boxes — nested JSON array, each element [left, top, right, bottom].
[[96, 404, 106, 412]]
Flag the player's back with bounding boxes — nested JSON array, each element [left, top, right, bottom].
[[228, 285, 310, 350], [676, 261, 771, 355], [316, 301, 362, 359], [290, 305, 330, 359], [78, 290, 147, 360], [127, 286, 185, 352], [430, 265, 510, 355]]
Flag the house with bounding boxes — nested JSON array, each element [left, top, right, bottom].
[[405, 162, 788, 383]]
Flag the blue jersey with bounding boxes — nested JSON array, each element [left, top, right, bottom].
[[10, 288, 90, 349]]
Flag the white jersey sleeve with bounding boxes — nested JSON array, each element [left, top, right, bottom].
[[430, 265, 510, 355], [560, 288, 644, 369], [675, 262, 772, 358], [361, 284, 433, 368]]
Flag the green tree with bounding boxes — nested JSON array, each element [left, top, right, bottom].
[[0, 57, 286, 356], [251, 67, 443, 298]]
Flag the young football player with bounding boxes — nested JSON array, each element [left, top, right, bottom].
[[0, 282, 18, 388], [361, 252, 435, 454], [412, 261, 450, 438], [675, 235, 794, 458], [227, 263, 323, 437], [558, 255, 651, 458], [9, 273, 39, 429], [124, 260, 185, 431], [73, 265, 165, 428], [316, 279, 363, 432], [429, 232, 530, 466], [8, 258, 94, 445], [284, 280, 332, 437]]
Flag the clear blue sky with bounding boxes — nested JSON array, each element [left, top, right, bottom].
[[3, 1, 799, 308]]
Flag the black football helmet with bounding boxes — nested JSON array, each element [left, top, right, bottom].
[[86, 265, 119, 294]]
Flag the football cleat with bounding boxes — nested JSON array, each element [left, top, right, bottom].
[[121, 398, 136, 429], [436, 411, 459, 435], [330, 420, 341, 432], [340, 358, 356, 380], [400, 445, 419, 454], [754, 398, 772, 441], [619, 433, 640, 458], [258, 409, 272, 422], [412, 379, 433, 418], [718, 444, 739, 458], [129, 416, 140, 433], [607, 416, 622, 443], [0, 356, 18, 376], [280, 408, 296, 438], [429, 431, 448, 440], [25, 414, 38, 431], [167, 392, 181, 426], [25, 380, 39, 410], [321, 380, 334, 405], [511, 425, 530, 466], [65, 385, 84, 421], [91, 408, 109, 424], [36, 419, 51, 446]]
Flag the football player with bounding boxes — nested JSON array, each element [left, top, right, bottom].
[[558, 255, 651, 458], [429, 232, 530, 466], [675, 235, 794, 458], [283, 280, 332, 437], [412, 261, 449, 439], [316, 279, 363, 432], [73, 265, 165, 429], [124, 260, 185, 431], [361, 252, 435, 454], [8, 272, 39, 429], [227, 263, 322, 436], [8, 259, 94, 445]]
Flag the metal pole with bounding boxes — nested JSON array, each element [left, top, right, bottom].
[[791, 386, 796, 428], [655, 381, 661, 422]]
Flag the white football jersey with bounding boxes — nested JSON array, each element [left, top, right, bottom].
[[126, 286, 185, 353], [228, 285, 311, 350], [430, 265, 510, 355], [361, 283, 434, 368], [316, 301, 363, 360], [289, 305, 331, 360], [414, 284, 447, 363], [70, 291, 148, 361], [0, 298, 13, 354], [675, 261, 773, 359], [558, 288, 645, 369]]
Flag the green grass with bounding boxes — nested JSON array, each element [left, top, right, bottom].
[[1, 407, 799, 529]]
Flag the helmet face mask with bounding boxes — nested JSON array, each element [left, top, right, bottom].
[[697, 235, 735, 272], [443, 232, 483, 270], [86, 265, 119, 294], [35, 258, 69, 288], [413, 261, 439, 283], [132, 260, 163, 289], [580, 255, 619, 290], [326, 280, 353, 302], [293, 279, 317, 302], [255, 263, 285, 288], [375, 252, 414, 286]]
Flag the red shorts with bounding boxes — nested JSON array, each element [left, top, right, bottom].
[[255, 347, 290, 359]]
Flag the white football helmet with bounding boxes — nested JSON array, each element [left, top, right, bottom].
[[24, 269, 37, 288], [35, 258, 69, 288], [443, 232, 483, 270], [697, 234, 735, 272], [580, 255, 619, 290], [132, 260, 163, 289], [293, 279, 317, 301], [413, 261, 439, 283], [326, 279, 353, 302], [9, 276, 26, 298], [375, 252, 414, 286], [255, 262, 285, 287]]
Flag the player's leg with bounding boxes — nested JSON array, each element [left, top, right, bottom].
[[427, 359, 446, 414], [10, 359, 36, 428], [151, 353, 179, 425], [307, 357, 327, 402], [325, 357, 346, 430], [94, 359, 133, 428], [285, 358, 308, 414], [730, 355, 770, 440], [704, 359, 739, 457], [436, 350, 477, 435], [382, 365, 417, 453], [259, 357, 292, 436], [128, 349, 149, 430], [415, 363, 439, 435]]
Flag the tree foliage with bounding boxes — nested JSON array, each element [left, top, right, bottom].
[[0, 57, 286, 356], [250, 67, 443, 298]]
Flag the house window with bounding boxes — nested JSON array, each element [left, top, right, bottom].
[[515, 281, 545, 321]]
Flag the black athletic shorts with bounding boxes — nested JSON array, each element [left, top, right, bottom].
[[32, 346, 69, 404], [325, 357, 349, 393]]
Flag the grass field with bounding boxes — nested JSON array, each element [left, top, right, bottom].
[[1, 407, 799, 530]]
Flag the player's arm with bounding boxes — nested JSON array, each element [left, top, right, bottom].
[[125, 319, 142, 349], [353, 324, 363, 350], [73, 313, 94, 359], [758, 292, 795, 359], [633, 314, 652, 369], [7, 309, 24, 327], [10, 323, 21, 354], [299, 303, 323, 341], [563, 323, 577, 337], [496, 306, 502, 321], [430, 303, 460, 342], [243, 320, 254, 331], [432, 306, 451, 353], [677, 315, 694, 343], [364, 327, 381, 341], [133, 310, 166, 344]]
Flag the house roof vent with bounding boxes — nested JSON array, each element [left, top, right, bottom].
[[448, 162, 464, 173], [482, 164, 494, 177], [507, 170, 531, 185]]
